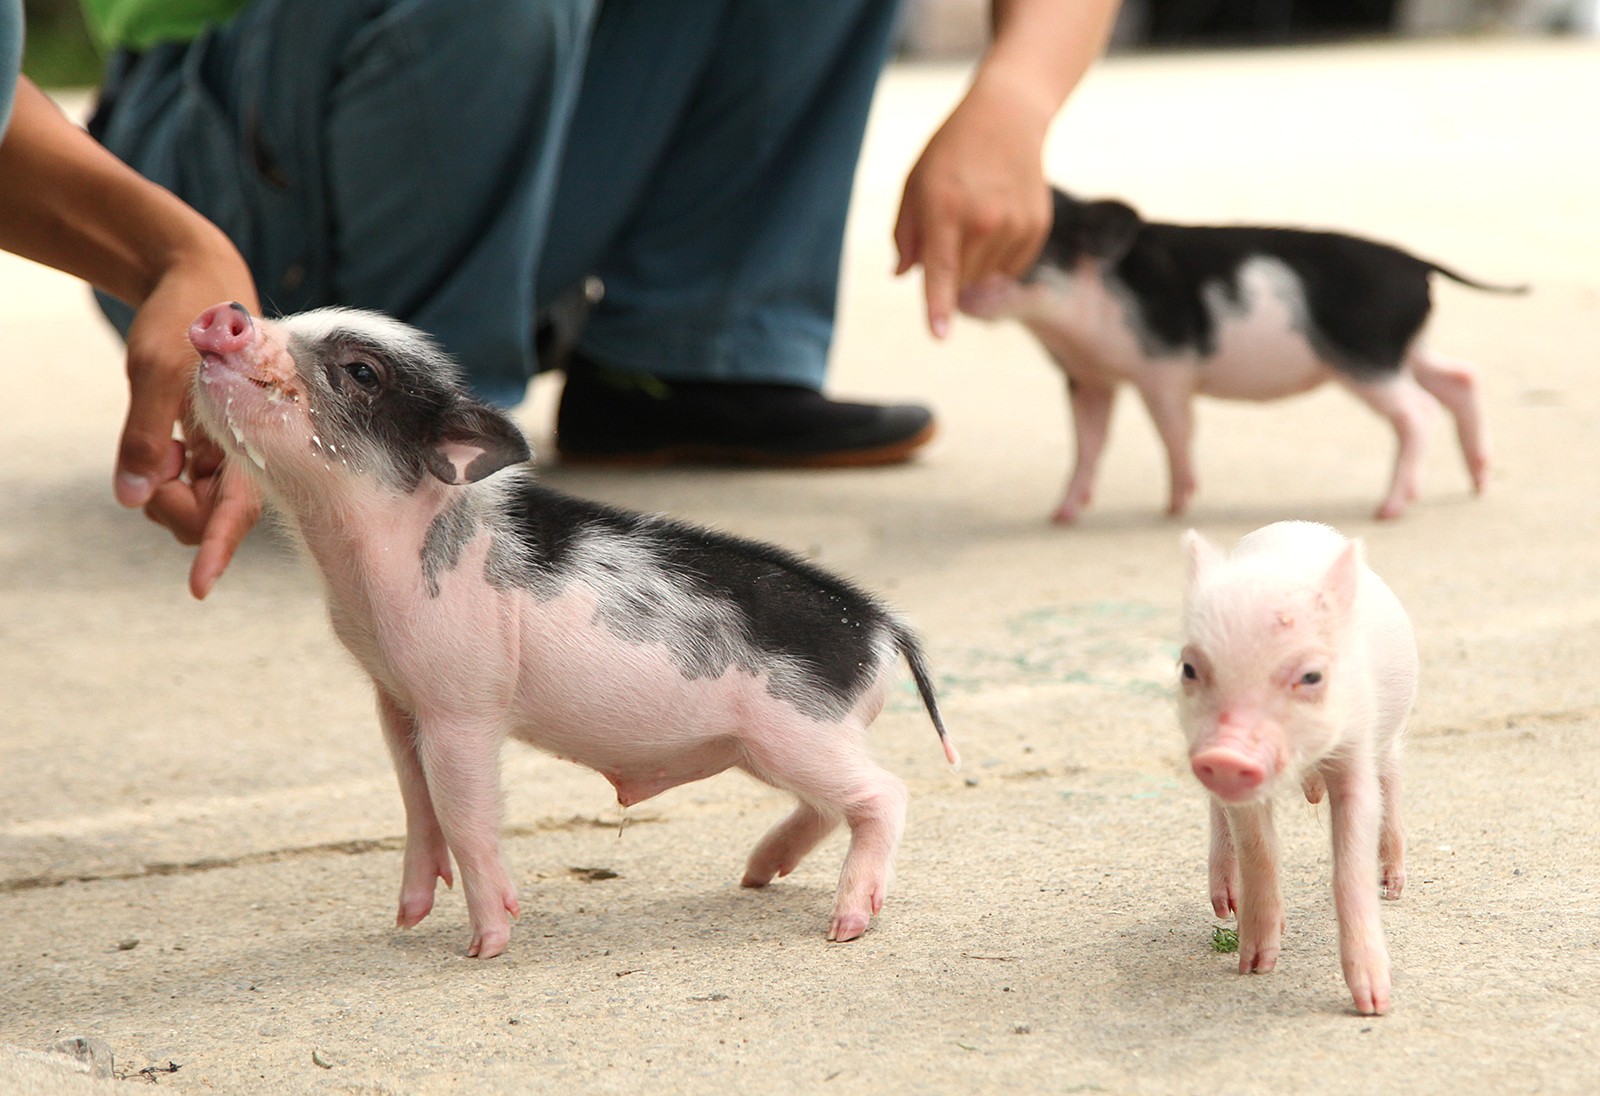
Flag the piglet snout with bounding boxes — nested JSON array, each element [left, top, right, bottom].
[[1191, 746, 1267, 802], [190, 302, 255, 356]]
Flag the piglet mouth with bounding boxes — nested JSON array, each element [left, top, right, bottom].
[[198, 354, 301, 403]]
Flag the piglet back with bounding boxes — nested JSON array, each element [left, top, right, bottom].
[[492, 480, 951, 754]]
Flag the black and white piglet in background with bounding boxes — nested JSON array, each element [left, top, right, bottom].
[[960, 188, 1525, 522], [188, 302, 956, 958]]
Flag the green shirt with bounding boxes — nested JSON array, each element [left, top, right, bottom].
[[80, 0, 247, 52]]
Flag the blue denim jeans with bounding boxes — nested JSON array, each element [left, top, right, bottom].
[[90, 0, 900, 406]]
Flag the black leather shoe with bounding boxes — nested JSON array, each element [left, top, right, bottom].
[[555, 356, 935, 468]]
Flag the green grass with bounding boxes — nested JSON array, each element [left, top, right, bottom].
[[1211, 925, 1240, 954]]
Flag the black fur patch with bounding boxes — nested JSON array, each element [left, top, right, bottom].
[[421, 496, 480, 598], [287, 319, 504, 491], [490, 480, 889, 717]]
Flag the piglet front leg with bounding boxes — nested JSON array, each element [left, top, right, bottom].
[[377, 690, 454, 929], [1054, 377, 1117, 524], [1325, 760, 1392, 1015], [1224, 802, 1284, 975], [412, 713, 521, 958]]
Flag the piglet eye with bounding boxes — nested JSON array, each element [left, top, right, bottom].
[[1299, 670, 1324, 687], [1181, 662, 1198, 681], [341, 360, 381, 392]]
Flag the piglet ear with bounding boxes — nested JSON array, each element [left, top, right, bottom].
[[1319, 539, 1364, 620], [1182, 529, 1224, 589], [1079, 200, 1142, 265], [424, 401, 532, 485]]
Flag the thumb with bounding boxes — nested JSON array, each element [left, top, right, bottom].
[[892, 198, 921, 277], [116, 342, 190, 508]]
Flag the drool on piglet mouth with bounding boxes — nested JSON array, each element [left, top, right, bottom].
[[201, 354, 301, 403]]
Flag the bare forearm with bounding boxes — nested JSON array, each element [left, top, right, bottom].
[[1, 76, 262, 598], [981, 0, 1122, 123], [0, 78, 244, 309]]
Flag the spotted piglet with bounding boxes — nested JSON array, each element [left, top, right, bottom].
[[187, 303, 956, 958], [960, 189, 1523, 522]]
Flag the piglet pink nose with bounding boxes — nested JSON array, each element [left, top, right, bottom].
[[189, 302, 255, 355], [1191, 747, 1266, 802]]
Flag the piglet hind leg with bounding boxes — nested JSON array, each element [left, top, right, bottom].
[[376, 691, 454, 929], [415, 721, 522, 959], [741, 802, 841, 889], [1340, 373, 1440, 521], [1223, 802, 1284, 975], [741, 737, 907, 943], [1408, 348, 1490, 495]]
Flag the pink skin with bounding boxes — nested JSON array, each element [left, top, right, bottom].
[[188, 304, 920, 955], [960, 271, 1490, 522], [1179, 522, 1416, 1015]]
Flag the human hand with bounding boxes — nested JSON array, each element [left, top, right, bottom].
[[893, 72, 1054, 339], [116, 256, 262, 599]]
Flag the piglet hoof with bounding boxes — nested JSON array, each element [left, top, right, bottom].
[[1165, 480, 1198, 519], [396, 891, 436, 930], [1052, 489, 1091, 525], [1208, 861, 1238, 918], [466, 925, 511, 960], [1471, 461, 1490, 494], [462, 884, 521, 959], [1344, 959, 1392, 1016], [396, 854, 453, 928], [1237, 912, 1283, 974], [1238, 942, 1279, 975], [1210, 886, 1236, 920], [827, 911, 872, 943], [1380, 865, 1407, 901], [1374, 487, 1418, 521]]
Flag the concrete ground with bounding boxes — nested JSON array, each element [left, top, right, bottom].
[[3, 35, 1598, 1095]]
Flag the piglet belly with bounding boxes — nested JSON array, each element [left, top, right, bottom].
[[1196, 316, 1328, 400], [1195, 259, 1332, 400], [502, 591, 776, 785]]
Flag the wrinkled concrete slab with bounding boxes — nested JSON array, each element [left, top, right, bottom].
[[2, 37, 1597, 1094]]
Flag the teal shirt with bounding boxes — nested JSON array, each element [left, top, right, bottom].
[[80, 0, 247, 52], [1, 0, 20, 139]]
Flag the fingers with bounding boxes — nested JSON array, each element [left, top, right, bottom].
[[892, 202, 919, 278], [142, 456, 262, 600], [912, 200, 1047, 341], [189, 477, 260, 600], [115, 420, 185, 508], [893, 108, 1052, 340], [920, 222, 961, 340], [115, 331, 195, 509]]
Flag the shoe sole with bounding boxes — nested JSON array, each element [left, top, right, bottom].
[[556, 421, 936, 470]]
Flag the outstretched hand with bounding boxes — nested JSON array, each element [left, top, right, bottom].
[[893, 73, 1053, 340], [117, 261, 262, 599], [892, 0, 1122, 339], [0, 76, 263, 599]]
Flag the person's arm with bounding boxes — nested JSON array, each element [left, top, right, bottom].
[[0, 77, 261, 598], [894, 0, 1121, 338]]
